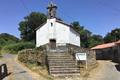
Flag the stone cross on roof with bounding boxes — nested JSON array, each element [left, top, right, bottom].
[[47, 1, 57, 19]]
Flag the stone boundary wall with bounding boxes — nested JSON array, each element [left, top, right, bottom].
[[18, 49, 47, 66], [67, 45, 97, 71], [117, 46, 120, 63]]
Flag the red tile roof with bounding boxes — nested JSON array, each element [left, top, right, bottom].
[[91, 42, 116, 50], [116, 40, 120, 44]]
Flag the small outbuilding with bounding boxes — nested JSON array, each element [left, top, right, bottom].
[[91, 42, 117, 60], [116, 40, 120, 63]]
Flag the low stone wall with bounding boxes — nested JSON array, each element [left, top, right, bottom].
[[77, 48, 97, 70], [18, 49, 46, 66], [117, 46, 120, 63], [67, 46, 97, 71]]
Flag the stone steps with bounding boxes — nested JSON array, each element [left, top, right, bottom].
[[47, 52, 80, 77], [52, 73, 80, 77], [50, 68, 80, 71]]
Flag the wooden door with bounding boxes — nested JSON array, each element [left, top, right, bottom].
[[49, 39, 56, 49]]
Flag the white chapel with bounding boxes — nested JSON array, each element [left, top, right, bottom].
[[36, 2, 80, 49]]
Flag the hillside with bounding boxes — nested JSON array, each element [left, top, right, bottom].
[[0, 33, 19, 49]]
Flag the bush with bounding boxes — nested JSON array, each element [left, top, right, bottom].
[[1, 42, 35, 54]]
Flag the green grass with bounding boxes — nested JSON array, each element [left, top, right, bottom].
[[1, 42, 35, 54]]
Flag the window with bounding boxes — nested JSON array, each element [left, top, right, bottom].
[[51, 23, 53, 27]]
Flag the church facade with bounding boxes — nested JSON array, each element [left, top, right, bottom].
[[36, 2, 80, 49]]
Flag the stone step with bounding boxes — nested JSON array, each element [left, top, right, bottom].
[[50, 68, 80, 71], [47, 56, 72, 59], [49, 60, 76, 63], [49, 63, 77, 66], [47, 54, 68, 56], [49, 65, 79, 68], [48, 58, 73, 60], [47, 53, 70, 56], [50, 70, 80, 74], [50, 67, 79, 69], [48, 58, 72, 61], [52, 73, 80, 77], [47, 52, 80, 77], [48, 60, 75, 62]]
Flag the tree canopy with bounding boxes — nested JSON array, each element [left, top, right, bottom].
[[104, 28, 120, 43], [18, 12, 47, 42], [88, 35, 104, 48], [71, 21, 104, 48]]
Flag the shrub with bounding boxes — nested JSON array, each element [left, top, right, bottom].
[[1, 42, 35, 54]]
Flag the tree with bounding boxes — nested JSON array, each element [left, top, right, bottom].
[[71, 21, 92, 48], [104, 28, 120, 43], [88, 34, 104, 48], [18, 12, 47, 42]]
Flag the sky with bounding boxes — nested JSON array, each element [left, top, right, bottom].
[[0, 0, 120, 38]]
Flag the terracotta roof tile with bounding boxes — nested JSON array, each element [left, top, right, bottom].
[[116, 40, 120, 44], [91, 42, 116, 50]]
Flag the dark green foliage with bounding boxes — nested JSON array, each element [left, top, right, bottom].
[[72, 21, 92, 48], [88, 35, 104, 48], [0, 33, 19, 52], [1, 42, 35, 54], [18, 12, 47, 42], [104, 28, 120, 43], [0, 33, 19, 45], [71, 21, 104, 48]]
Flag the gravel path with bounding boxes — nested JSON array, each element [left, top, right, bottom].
[[0, 54, 40, 80], [1, 54, 120, 80], [87, 60, 120, 80]]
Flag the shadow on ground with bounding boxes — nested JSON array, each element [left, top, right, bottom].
[[115, 64, 120, 72]]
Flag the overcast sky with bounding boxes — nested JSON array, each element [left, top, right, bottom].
[[0, 0, 120, 38]]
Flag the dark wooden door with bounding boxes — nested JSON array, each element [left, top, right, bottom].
[[49, 39, 56, 49]]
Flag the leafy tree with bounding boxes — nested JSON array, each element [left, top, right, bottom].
[[71, 21, 92, 47], [18, 12, 47, 42], [71, 21, 104, 48], [88, 34, 104, 48], [104, 28, 120, 43]]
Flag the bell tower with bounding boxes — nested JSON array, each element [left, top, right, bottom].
[[47, 1, 57, 19]]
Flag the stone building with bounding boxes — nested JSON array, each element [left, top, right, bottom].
[[116, 40, 120, 63], [91, 41, 120, 63], [91, 42, 116, 60]]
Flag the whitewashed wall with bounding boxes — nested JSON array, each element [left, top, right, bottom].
[[55, 22, 69, 46], [69, 28, 80, 47], [36, 19, 56, 47], [36, 23, 49, 47], [36, 18, 80, 47]]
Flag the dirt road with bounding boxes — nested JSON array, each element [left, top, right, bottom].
[[87, 60, 120, 80], [0, 54, 40, 80]]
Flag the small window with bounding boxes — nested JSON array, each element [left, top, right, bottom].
[[51, 23, 53, 27]]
